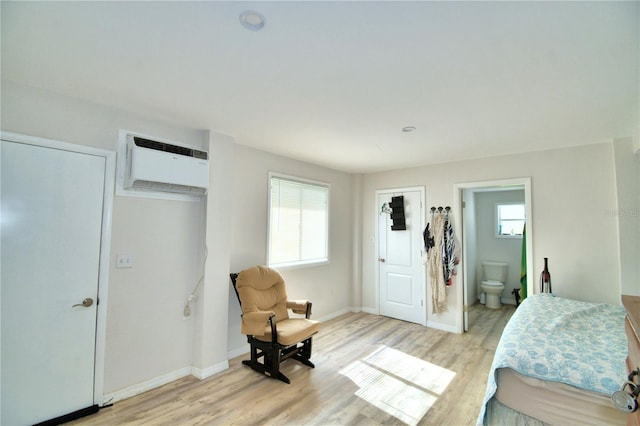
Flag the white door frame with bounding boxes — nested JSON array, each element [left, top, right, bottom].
[[453, 177, 533, 333], [0, 131, 114, 406], [375, 186, 426, 325]]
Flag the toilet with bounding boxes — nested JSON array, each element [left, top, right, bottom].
[[481, 261, 508, 309]]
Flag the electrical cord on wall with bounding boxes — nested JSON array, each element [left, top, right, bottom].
[[183, 245, 208, 318]]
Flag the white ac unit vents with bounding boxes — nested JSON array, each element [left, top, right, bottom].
[[116, 131, 209, 201]]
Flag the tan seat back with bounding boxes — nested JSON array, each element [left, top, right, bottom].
[[235, 266, 289, 322]]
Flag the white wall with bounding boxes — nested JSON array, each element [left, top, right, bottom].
[[362, 142, 622, 330], [1, 81, 357, 397], [474, 190, 525, 304], [613, 138, 640, 296], [227, 144, 355, 355], [1, 81, 208, 394]]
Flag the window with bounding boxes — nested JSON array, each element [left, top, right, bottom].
[[496, 203, 525, 238], [268, 173, 329, 268]]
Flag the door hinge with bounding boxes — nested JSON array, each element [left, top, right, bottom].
[[462, 201, 466, 208], [421, 300, 424, 307]]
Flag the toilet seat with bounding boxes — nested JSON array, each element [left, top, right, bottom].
[[482, 280, 504, 287]]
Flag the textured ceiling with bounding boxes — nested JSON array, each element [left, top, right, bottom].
[[2, 1, 638, 173]]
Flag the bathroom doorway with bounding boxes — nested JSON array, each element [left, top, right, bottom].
[[453, 178, 534, 333]]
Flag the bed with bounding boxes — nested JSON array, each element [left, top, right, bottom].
[[478, 293, 629, 425]]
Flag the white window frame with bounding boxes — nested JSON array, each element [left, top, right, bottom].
[[495, 202, 525, 239], [267, 172, 330, 269]]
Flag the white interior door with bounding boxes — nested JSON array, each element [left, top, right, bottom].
[[378, 189, 425, 325], [1, 140, 106, 425]]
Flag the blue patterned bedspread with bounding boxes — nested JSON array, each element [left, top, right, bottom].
[[478, 294, 627, 425]]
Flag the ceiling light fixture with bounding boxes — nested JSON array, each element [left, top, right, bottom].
[[239, 10, 266, 31], [402, 126, 416, 132]]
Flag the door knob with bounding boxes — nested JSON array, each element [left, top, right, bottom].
[[72, 298, 94, 308], [379, 258, 386, 263]]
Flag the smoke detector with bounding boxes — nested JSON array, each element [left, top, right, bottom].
[[239, 10, 266, 31]]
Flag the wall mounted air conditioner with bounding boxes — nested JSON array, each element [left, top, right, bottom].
[[119, 132, 209, 199]]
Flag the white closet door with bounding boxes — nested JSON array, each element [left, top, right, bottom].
[[378, 189, 426, 325], [1, 140, 105, 425]]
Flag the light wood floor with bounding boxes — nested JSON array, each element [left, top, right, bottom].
[[71, 304, 514, 426]]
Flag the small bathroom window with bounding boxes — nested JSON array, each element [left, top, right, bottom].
[[496, 203, 525, 238]]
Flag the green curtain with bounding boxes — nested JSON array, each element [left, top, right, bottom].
[[520, 224, 527, 302]]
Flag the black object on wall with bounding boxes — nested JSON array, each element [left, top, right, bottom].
[[389, 196, 406, 230]]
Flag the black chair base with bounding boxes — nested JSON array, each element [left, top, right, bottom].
[[242, 336, 315, 384]]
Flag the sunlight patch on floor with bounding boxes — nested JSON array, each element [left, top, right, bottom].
[[339, 345, 456, 426]]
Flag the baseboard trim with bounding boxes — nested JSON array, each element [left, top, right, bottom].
[[102, 367, 192, 405], [361, 307, 378, 315], [316, 307, 353, 322], [227, 345, 250, 360], [103, 360, 232, 405], [426, 320, 458, 333], [191, 361, 229, 380]]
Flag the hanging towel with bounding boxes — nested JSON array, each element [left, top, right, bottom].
[[427, 212, 460, 313], [443, 217, 459, 286], [428, 214, 448, 314], [423, 223, 435, 252]]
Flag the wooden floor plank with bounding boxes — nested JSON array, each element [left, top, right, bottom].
[[70, 304, 514, 426]]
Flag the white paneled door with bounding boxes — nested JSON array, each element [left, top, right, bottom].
[[378, 189, 425, 325], [1, 139, 106, 425]]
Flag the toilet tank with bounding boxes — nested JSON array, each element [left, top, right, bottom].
[[482, 262, 508, 282]]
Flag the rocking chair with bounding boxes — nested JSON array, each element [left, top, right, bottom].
[[230, 266, 320, 384]]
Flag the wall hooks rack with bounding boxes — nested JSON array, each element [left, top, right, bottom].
[[430, 206, 451, 213]]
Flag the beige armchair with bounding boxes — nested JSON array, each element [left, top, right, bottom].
[[230, 266, 320, 384]]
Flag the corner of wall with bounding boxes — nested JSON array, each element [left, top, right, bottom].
[[612, 137, 640, 296], [192, 130, 236, 370], [351, 173, 364, 309]]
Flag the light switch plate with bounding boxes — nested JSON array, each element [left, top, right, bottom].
[[116, 254, 133, 268]]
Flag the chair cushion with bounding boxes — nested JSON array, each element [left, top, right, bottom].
[[236, 266, 289, 325], [255, 318, 320, 346]]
